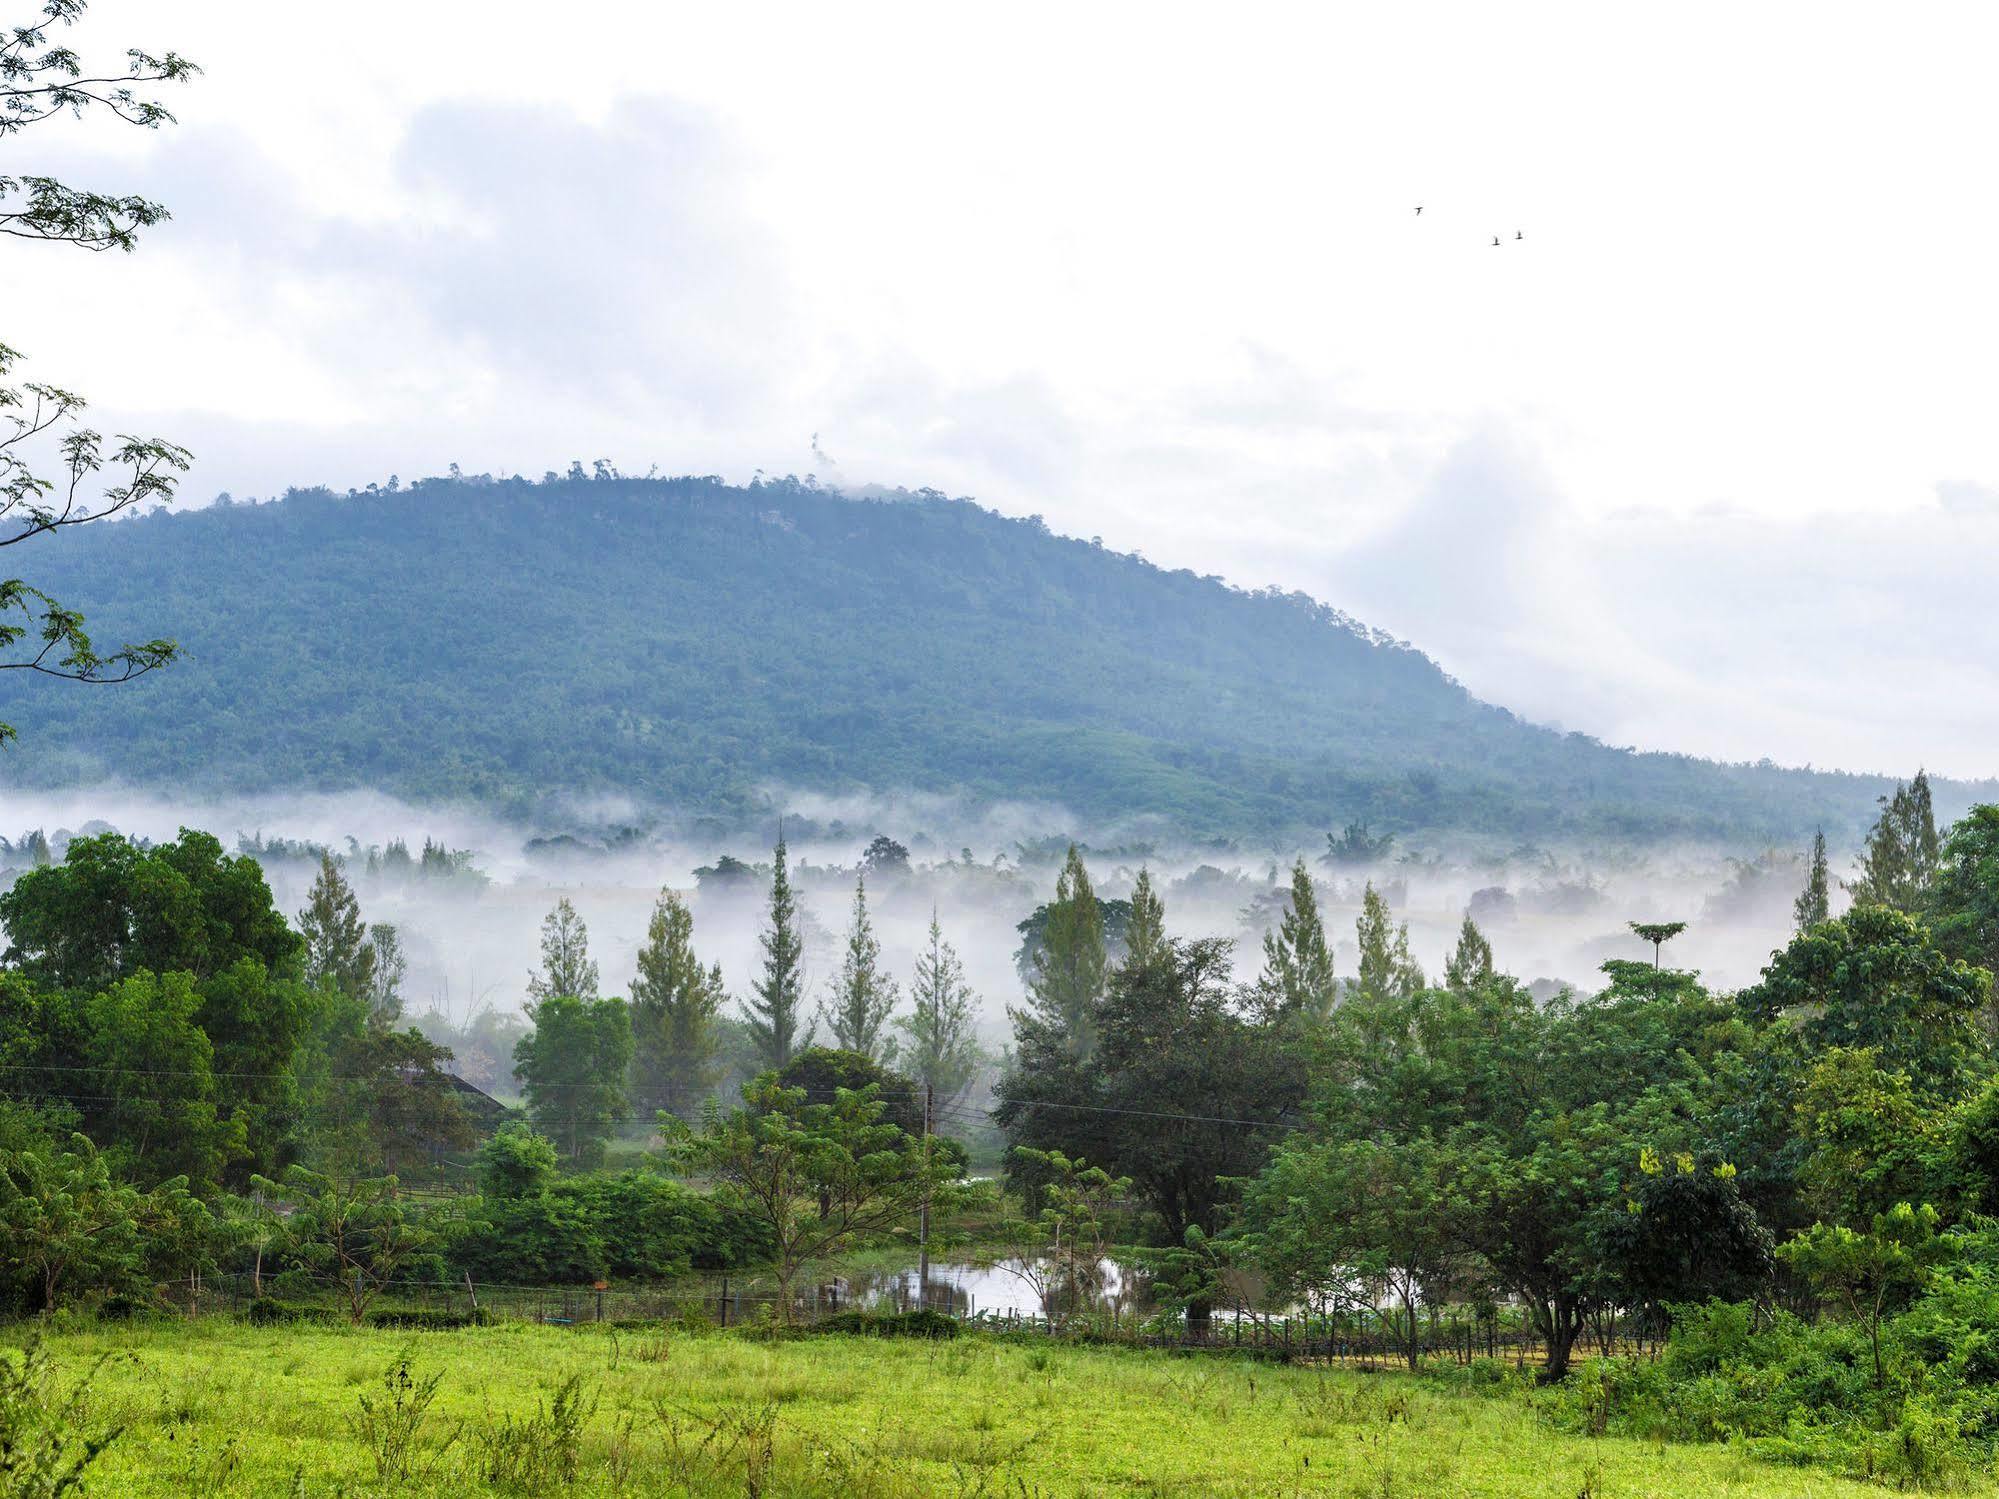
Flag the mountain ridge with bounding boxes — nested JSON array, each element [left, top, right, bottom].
[[0, 473, 1980, 843]]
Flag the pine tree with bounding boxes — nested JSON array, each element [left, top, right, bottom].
[[1355, 882, 1424, 1004], [822, 874, 899, 1060], [898, 911, 982, 1103], [526, 897, 598, 1007], [743, 835, 810, 1069], [1254, 857, 1336, 1020], [629, 889, 725, 1117], [1022, 845, 1107, 1062], [1794, 830, 1831, 931], [1443, 914, 1494, 991], [1123, 868, 1166, 970], [364, 922, 407, 1026], [1851, 771, 1943, 913], [299, 853, 376, 1003]]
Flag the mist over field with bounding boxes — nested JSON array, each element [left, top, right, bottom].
[[0, 782, 1835, 1062]]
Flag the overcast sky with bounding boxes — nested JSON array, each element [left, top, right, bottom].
[[13, 2, 1999, 780]]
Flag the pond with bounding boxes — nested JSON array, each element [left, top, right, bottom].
[[829, 1257, 1148, 1320]]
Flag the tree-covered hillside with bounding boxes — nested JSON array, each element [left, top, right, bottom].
[[0, 473, 1968, 841]]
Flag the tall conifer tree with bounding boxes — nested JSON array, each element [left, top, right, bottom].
[[1023, 845, 1107, 1061], [899, 911, 982, 1103], [526, 897, 598, 1007], [822, 875, 899, 1060], [299, 853, 376, 1004], [1443, 914, 1494, 992], [1355, 882, 1424, 1004], [629, 889, 725, 1117], [744, 835, 809, 1069], [1123, 868, 1166, 971], [1795, 830, 1832, 931], [1254, 857, 1336, 1020]]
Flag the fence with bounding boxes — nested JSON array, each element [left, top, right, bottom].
[[158, 1269, 1658, 1366]]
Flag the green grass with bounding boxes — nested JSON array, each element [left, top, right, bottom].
[[22, 1320, 1960, 1497]]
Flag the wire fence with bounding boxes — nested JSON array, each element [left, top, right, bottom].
[[148, 1268, 1657, 1366]]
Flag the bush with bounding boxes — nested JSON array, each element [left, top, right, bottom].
[[366, 1306, 491, 1331], [244, 1298, 338, 1327], [814, 1308, 959, 1340]]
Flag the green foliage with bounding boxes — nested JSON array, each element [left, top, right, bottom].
[[814, 1308, 959, 1339], [1252, 858, 1336, 1023], [1932, 805, 1999, 983], [0, 830, 299, 991], [627, 888, 723, 1121], [1354, 881, 1423, 1004], [1743, 904, 1992, 1096], [525, 897, 597, 1005], [666, 1075, 960, 1323], [1851, 770, 1943, 913], [742, 838, 808, 1070], [896, 913, 981, 1103], [1018, 845, 1106, 1063], [1, 475, 1967, 841], [252, 1165, 439, 1325], [513, 994, 631, 1167], [1796, 828, 1832, 931], [821, 875, 897, 1062], [0, 1336, 120, 1499], [1779, 1203, 1949, 1387], [477, 1123, 558, 1200]]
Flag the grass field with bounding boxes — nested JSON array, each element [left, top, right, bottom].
[[19, 1321, 1960, 1497]]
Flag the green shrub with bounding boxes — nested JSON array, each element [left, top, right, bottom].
[[244, 1298, 338, 1327], [366, 1306, 491, 1331], [814, 1308, 959, 1340]]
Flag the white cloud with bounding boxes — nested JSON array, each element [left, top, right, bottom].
[[9, 0, 1999, 780]]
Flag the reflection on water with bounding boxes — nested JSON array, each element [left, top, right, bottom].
[[828, 1258, 1147, 1320]]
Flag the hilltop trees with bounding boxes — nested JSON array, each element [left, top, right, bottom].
[[742, 837, 809, 1069], [628, 890, 725, 1119]]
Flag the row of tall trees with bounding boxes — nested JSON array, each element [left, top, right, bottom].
[[507, 838, 984, 1165]]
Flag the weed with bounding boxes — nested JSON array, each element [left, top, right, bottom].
[[0, 1337, 121, 1499], [476, 1373, 596, 1491], [351, 1350, 457, 1483]]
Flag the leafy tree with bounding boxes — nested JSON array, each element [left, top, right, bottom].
[[989, 1147, 1130, 1330], [75, 968, 228, 1189], [1849, 771, 1942, 913], [1595, 1151, 1772, 1324], [526, 897, 598, 1004], [1252, 857, 1335, 1022], [298, 853, 375, 1005], [1795, 829, 1832, 931], [1742, 905, 1991, 1098], [0, 829, 299, 991], [820, 875, 897, 1061], [859, 835, 910, 877], [664, 1075, 958, 1325], [627, 889, 725, 1118], [363, 921, 407, 1027], [1792, 1048, 1940, 1226], [1628, 920, 1688, 969], [1778, 1202, 1949, 1387], [1240, 1134, 1460, 1369], [254, 1165, 440, 1325], [1017, 845, 1107, 1063], [514, 995, 632, 1167], [1322, 821, 1393, 867], [1931, 804, 1999, 982], [774, 1047, 924, 1136], [0, 1132, 205, 1313], [1443, 914, 1494, 992], [477, 1122, 558, 1199], [1, 0, 198, 746], [1354, 882, 1423, 1003], [742, 837, 808, 1069], [897, 912, 981, 1105]]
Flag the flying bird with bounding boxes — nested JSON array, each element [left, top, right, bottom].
[[1515, 231, 1524, 240], [1415, 206, 1423, 215], [1491, 236, 1501, 247]]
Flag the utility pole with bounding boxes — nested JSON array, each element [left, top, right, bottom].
[[918, 1079, 933, 1308]]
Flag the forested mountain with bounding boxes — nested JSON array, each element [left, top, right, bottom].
[[0, 472, 1972, 841]]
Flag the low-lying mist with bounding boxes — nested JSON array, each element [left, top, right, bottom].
[[0, 784, 1838, 1069]]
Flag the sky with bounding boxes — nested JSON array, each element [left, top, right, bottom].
[[11, 1, 1999, 780]]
